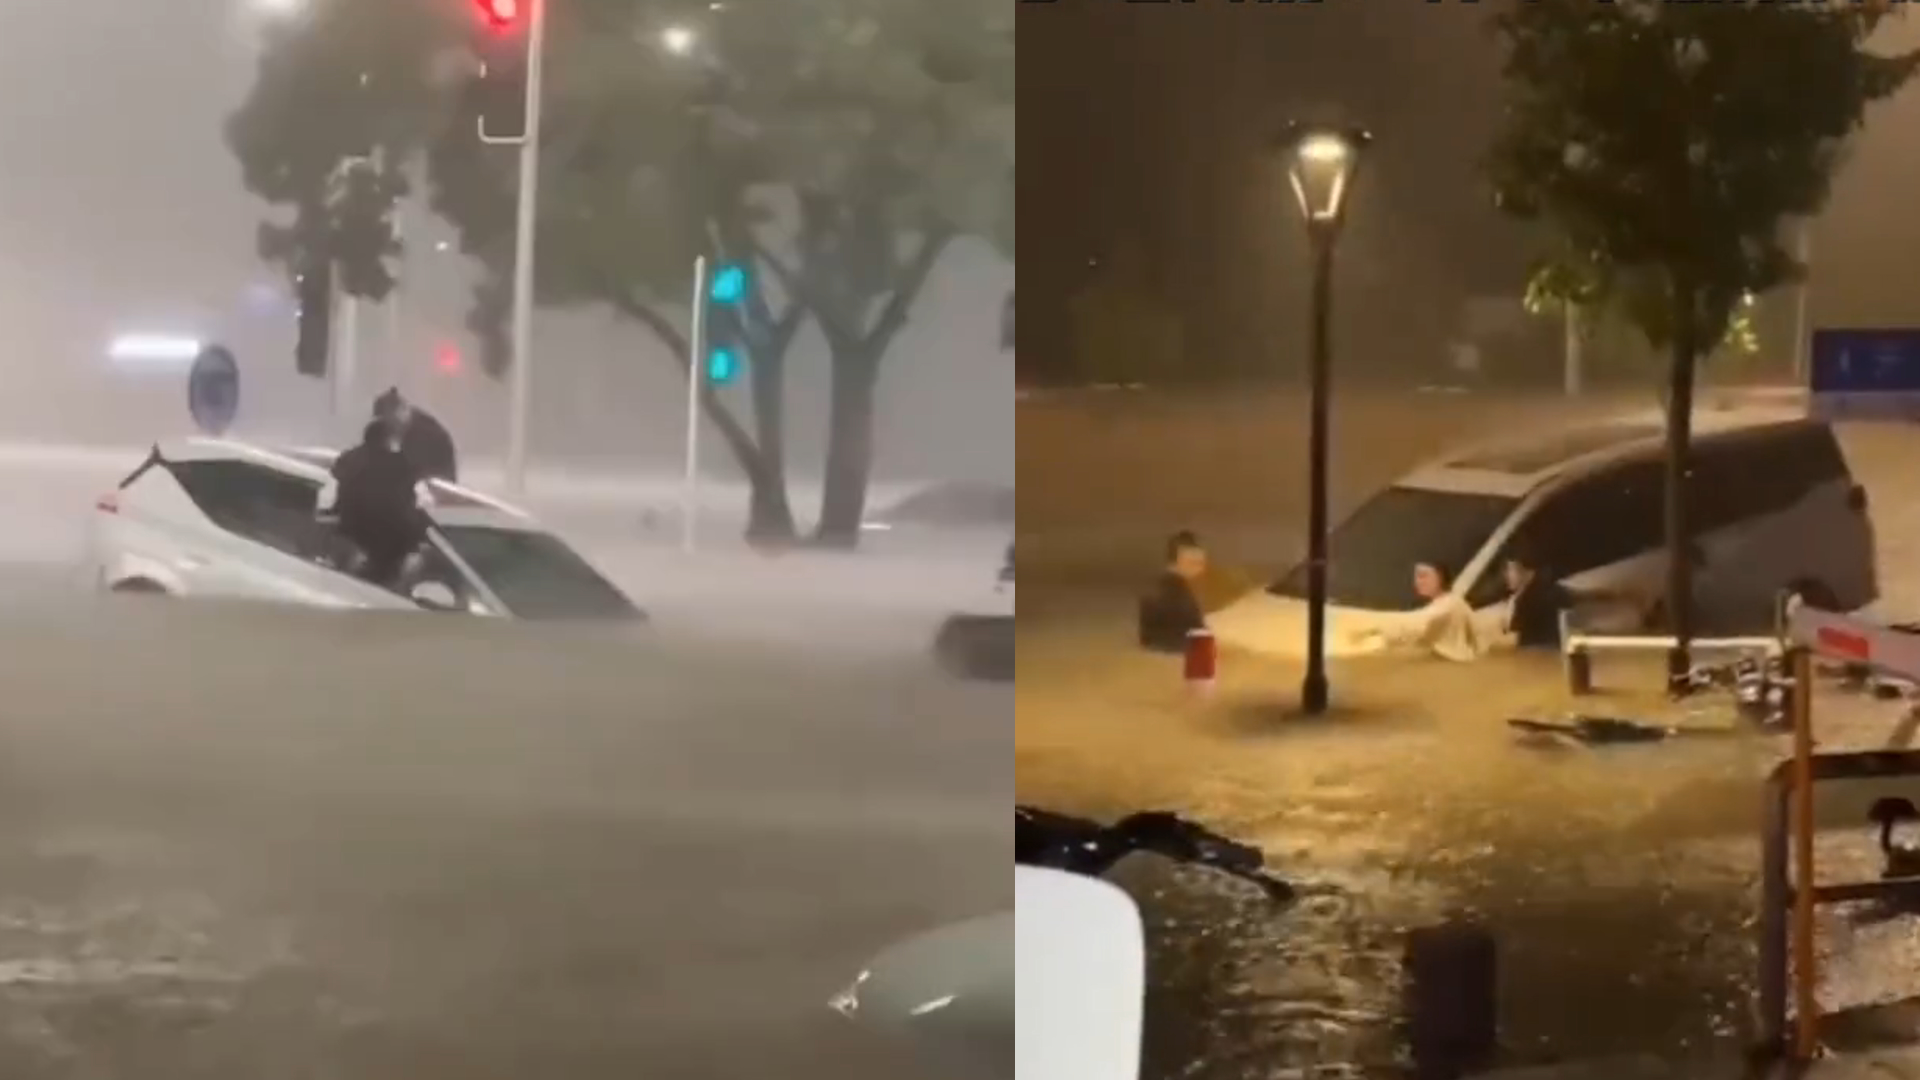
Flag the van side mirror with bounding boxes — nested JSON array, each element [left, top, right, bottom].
[[410, 580, 458, 611]]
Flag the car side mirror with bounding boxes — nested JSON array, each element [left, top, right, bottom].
[[410, 580, 458, 611]]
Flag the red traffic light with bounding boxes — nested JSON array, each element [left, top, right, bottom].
[[434, 341, 463, 374], [476, 0, 521, 30]]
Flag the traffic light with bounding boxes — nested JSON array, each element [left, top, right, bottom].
[[709, 263, 748, 306], [294, 257, 333, 378], [705, 347, 740, 386], [474, 44, 529, 141], [475, 0, 521, 31], [471, 0, 529, 141], [704, 261, 749, 386]]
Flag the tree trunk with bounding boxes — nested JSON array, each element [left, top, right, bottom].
[[1663, 281, 1701, 688], [745, 347, 796, 544], [615, 292, 796, 542], [814, 349, 881, 549]]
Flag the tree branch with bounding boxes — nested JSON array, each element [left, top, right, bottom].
[[858, 226, 954, 361], [606, 290, 765, 477], [753, 240, 856, 350]]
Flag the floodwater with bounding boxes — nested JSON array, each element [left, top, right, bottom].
[[0, 588, 1009, 1078], [1014, 421, 1920, 1079]]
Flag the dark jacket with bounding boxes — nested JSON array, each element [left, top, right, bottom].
[[400, 408, 458, 483], [331, 442, 428, 561], [1508, 579, 1573, 650], [1139, 571, 1207, 653]]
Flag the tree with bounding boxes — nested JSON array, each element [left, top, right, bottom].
[[225, 0, 1013, 548], [727, 0, 1013, 544], [1488, 0, 1917, 677], [226, 0, 446, 303]]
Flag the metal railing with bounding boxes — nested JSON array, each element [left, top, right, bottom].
[[1755, 742, 1920, 1061]]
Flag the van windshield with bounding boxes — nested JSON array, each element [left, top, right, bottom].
[[1270, 487, 1519, 611]]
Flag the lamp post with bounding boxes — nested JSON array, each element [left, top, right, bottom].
[[1280, 122, 1369, 716]]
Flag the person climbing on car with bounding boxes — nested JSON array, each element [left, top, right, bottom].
[[321, 419, 432, 591], [1139, 530, 1209, 654], [373, 387, 459, 483]]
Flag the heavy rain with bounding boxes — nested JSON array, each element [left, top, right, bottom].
[[0, 0, 1013, 1075], [1023, 4, 1920, 1080]]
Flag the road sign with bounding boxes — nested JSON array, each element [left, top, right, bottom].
[[1809, 328, 1920, 421], [188, 344, 240, 435]]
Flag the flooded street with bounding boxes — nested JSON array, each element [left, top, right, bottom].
[[1015, 419, 1920, 1078]]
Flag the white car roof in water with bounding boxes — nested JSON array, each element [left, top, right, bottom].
[[157, 438, 541, 531], [1397, 402, 1826, 498], [1016, 866, 1145, 1080]]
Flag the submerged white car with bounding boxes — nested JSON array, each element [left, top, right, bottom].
[[1211, 408, 1876, 658], [835, 865, 1142, 1080], [87, 438, 645, 621]]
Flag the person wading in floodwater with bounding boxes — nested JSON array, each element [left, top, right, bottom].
[[1139, 530, 1209, 654]]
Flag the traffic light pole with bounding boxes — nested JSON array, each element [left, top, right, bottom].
[[327, 153, 377, 439], [683, 255, 710, 553], [333, 292, 359, 429], [502, 0, 548, 497]]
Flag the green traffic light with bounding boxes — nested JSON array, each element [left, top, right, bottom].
[[709, 263, 748, 305], [706, 346, 741, 385]]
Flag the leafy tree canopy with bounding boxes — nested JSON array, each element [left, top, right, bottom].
[[226, 0, 1013, 543], [228, 0, 1012, 351], [1489, 0, 1917, 355]]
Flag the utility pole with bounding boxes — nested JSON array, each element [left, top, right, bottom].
[[683, 256, 710, 553], [327, 152, 378, 437], [475, 0, 549, 497]]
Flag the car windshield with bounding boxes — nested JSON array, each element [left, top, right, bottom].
[[1269, 487, 1518, 611], [437, 526, 641, 622]]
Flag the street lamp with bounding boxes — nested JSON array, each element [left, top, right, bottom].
[[660, 24, 699, 57], [1279, 121, 1369, 716]]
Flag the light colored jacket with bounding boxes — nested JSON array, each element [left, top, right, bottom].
[[1379, 593, 1483, 662]]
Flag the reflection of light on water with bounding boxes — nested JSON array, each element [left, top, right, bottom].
[[1121, 860, 1445, 1079]]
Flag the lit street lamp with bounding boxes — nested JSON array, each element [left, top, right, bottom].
[[1279, 121, 1369, 716]]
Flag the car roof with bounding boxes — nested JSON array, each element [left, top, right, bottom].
[[1397, 402, 1827, 498], [156, 438, 540, 529]]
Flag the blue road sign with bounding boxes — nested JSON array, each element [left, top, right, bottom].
[[187, 343, 241, 435], [1809, 328, 1920, 422]]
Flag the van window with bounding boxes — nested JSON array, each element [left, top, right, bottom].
[[1694, 424, 1850, 531], [1270, 487, 1518, 612], [1474, 461, 1664, 605]]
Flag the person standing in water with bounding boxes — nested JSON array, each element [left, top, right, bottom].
[[1138, 531, 1209, 654], [1500, 549, 1573, 650]]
